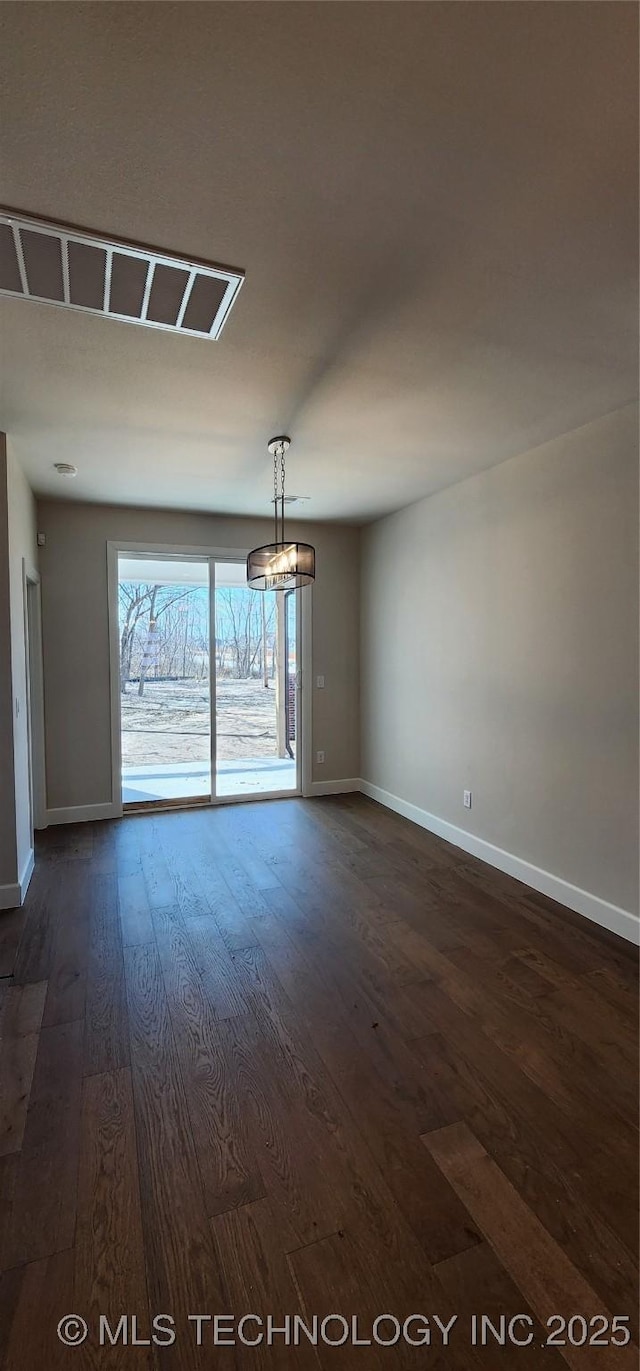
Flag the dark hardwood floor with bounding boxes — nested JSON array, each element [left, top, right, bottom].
[[0, 794, 637, 1369]]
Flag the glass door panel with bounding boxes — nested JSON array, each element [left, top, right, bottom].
[[214, 561, 298, 797], [118, 554, 211, 805]]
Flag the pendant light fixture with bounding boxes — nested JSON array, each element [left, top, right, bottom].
[[246, 437, 315, 590]]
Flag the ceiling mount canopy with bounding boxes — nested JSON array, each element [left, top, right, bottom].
[[247, 437, 315, 591]]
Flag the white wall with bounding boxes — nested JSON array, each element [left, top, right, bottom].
[[360, 405, 639, 931], [36, 500, 360, 813]]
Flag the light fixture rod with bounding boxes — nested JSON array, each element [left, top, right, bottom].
[[247, 435, 314, 590], [267, 436, 291, 548]]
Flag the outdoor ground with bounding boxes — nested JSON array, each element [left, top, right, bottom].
[[121, 677, 281, 766]]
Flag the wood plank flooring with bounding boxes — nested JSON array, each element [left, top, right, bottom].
[[0, 794, 637, 1369]]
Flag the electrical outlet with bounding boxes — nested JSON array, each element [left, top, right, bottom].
[[463, 789, 472, 809], [316, 675, 325, 689], [316, 750, 325, 764]]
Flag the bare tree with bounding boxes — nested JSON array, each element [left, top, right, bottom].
[[121, 581, 278, 693], [137, 585, 159, 697], [119, 584, 151, 692], [216, 588, 275, 679], [119, 582, 196, 695]]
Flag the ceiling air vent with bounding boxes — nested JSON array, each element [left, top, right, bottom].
[[0, 209, 244, 340]]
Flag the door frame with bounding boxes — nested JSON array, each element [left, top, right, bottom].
[[22, 561, 47, 832], [107, 540, 312, 815]]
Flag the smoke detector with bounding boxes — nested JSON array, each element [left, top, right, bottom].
[[54, 463, 77, 477]]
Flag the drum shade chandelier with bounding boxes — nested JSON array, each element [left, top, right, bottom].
[[247, 437, 315, 590]]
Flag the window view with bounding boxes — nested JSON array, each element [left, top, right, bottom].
[[118, 556, 211, 804], [118, 554, 298, 805], [214, 561, 297, 796]]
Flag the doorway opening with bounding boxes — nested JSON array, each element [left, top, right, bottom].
[[116, 551, 300, 807]]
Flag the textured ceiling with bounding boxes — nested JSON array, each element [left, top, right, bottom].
[[0, 2, 637, 523]]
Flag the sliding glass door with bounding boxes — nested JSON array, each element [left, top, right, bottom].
[[214, 560, 298, 798], [117, 551, 300, 807]]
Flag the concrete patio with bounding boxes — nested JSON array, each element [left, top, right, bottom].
[[122, 755, 297, 804]]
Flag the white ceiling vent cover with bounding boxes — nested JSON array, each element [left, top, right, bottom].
[[0, 209, 244, 340]]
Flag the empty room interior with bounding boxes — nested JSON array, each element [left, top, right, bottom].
[[0, 3, 638, 1367]]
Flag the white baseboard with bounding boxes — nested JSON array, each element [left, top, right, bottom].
[[309, 778, 362, 797], [19, 848, 35, 901], [0, 847, 35, 910], [0, 880, 21, 911], [45, 801, 120, 826], [360, 780, 640, 947]]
